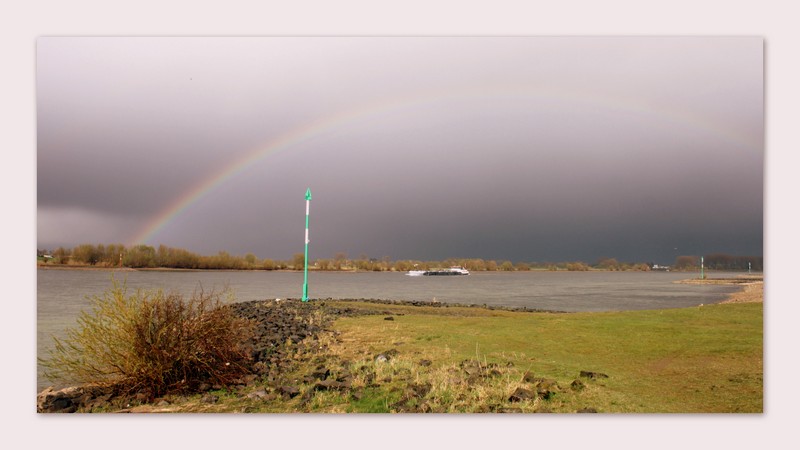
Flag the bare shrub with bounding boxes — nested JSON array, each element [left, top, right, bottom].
[[41, 280, 254, 398]]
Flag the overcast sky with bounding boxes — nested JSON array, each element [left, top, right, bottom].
[[36, 36, 763, 264]]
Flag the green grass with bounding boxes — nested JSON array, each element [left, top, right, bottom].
[[120, 300, 762, 413], [326, 301, 762, 413]]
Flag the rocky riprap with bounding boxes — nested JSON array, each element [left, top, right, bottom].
[[226, 296, 565, 387], [37, 385, 117, 413], [315, 297, 568, 313]]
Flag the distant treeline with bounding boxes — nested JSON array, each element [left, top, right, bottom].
[[36, 244, 761, 272], [38, 244, 285, 270], [674, 254, 763, 272]]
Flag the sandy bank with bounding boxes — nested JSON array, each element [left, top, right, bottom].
[[674, 275, 763, 304], [719, 281, 764, 304]]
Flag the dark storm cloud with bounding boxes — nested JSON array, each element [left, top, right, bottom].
[[37, 37, 763, 264]]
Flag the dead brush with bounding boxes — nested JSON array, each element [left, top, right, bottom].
[[40, 279, 255, 398]]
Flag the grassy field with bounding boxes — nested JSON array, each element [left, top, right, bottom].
[[328, 301, 761, 413], [131, 287, 762, 413]]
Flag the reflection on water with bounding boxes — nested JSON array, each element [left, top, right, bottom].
[[37, 268, 744, 391]]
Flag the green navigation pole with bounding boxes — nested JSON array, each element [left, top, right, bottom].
[[302, 188, 312, 302]]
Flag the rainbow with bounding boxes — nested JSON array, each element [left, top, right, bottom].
[[128, 84, 758, 246], [128, 88, 445, 246]]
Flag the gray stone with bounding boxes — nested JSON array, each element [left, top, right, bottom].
[[579, 371, 609, 379], [201, 394, 219, 404], [508, 387, 535, 402], [246, 390, 270, 400], [278, 385, 300, 398]]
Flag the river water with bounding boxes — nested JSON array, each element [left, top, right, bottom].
[[36, 268, 744, 391]]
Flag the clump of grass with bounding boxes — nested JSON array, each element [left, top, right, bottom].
[[40, 279, 254, 398]]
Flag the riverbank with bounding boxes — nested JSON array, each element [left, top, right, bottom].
[[37, 264, 138, 271], [38, 262, 750, 274], [37, 276, 762, 413], [720, 279, 764, 304], [674, 274, 764, 304]]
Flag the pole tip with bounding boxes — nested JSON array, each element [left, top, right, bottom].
[[305, 188, 312, 200]]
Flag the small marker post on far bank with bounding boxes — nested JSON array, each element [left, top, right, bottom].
[[302, 188, 312, 302], [700, 256, 705, 280]]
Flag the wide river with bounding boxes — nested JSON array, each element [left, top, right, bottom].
[[37, 268, 745, 391]]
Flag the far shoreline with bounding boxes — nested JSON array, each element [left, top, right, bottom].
[[36, 263, 760, 275]]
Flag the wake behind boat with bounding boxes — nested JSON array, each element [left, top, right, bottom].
[[406, 266, 470, 276]]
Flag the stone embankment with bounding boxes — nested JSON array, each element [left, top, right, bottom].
[[315, 297, 568, 313]]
